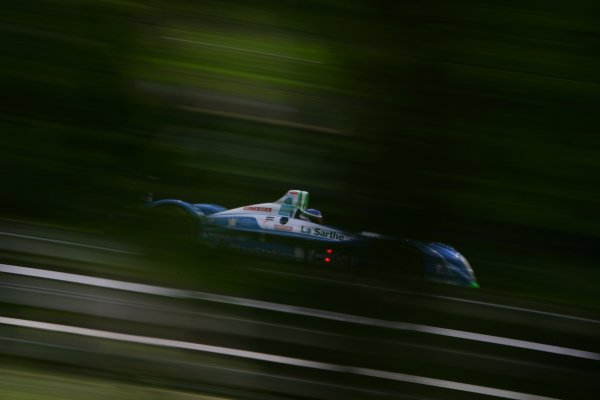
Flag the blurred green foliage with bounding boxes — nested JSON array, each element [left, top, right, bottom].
[[1, 0, 599, 302], [0, 366, 226, 400]]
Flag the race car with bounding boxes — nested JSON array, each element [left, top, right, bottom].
[[146, 190, 478, 288]]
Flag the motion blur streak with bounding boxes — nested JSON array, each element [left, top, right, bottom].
[[430, 295, 600, 324], [2, 0, 599, 398], [252, 268, 600, 324], [413, 326, 600, 360], [0, 231, 138, 255], [2, 263, 597, 360], [0, 316, 561, 400], [161, 36, 324, 64]]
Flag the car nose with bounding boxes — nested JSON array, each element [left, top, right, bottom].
[[410, 241, 478, 287]]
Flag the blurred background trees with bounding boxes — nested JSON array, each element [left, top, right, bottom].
[[1, 0, 599, 300]]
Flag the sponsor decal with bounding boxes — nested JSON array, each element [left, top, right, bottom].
[[265, 216, 274, 222], [243, 206, 272, 212], [275, 224, 293, 232], [227, 218, 236, 227], [301, 226, 345, 240]]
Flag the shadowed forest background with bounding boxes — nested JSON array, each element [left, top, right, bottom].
[[1, 0, 599, 304]]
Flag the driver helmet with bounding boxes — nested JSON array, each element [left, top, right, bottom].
[[299, 208, 323, 224]]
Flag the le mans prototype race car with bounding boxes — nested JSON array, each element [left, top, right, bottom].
[[147, 190, 478, 287]]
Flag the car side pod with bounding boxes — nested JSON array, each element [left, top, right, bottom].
[[405, 240, 479, 288]]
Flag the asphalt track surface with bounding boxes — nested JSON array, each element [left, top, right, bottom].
[[0, 221, 598, 399]]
